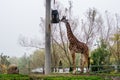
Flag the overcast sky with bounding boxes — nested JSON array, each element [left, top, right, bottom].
[[0, 0, 120, 57]]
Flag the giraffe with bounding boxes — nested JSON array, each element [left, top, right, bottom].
[[60, 16, 90, 73]]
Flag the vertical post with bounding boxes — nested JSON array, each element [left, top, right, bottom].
[[45, 0, 51, 75]]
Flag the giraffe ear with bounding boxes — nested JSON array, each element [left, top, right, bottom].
[[60, 16, 68, 22], [63, 16, 66, 19]]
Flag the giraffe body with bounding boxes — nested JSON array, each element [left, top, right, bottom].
[[61, 16, 89, 73]]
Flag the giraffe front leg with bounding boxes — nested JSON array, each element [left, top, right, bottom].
[[71, 52, 76, 74], [81, 53, 89, 73]]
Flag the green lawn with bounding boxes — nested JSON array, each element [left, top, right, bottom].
[[0, 73, 120, 80], [0, 74, 30, 80], [30, 73, 120, 80], [30, 73, 105, 80]]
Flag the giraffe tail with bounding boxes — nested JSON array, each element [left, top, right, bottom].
[[88, 57, 90, 69]]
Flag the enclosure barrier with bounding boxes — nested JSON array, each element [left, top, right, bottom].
[[2, 65, 119, 74]]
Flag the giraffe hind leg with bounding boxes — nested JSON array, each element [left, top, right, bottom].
[[84, 53, 89, 73], [80, 54, 85, 73], [80, 53, 89, 73]]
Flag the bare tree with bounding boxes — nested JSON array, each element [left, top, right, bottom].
[[19, 35, 43, 49], [109, 14, 120, 72], [80, 8, 102, 48], [51, 1, 73, 68]]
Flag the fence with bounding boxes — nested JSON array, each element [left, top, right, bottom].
[[17, 65, 120, 74], [0, 64, 118, 74], [90, 65, 118, 73]]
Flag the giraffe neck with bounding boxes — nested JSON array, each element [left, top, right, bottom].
[[65, 22, 78, 43]]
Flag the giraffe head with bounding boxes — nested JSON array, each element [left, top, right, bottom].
[[60, 16, 68, 23]]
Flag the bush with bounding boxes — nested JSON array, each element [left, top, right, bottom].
[[7, 64, 19, 74]]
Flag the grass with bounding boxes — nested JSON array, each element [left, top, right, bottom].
[[30, 73, 104, 80], [0, 74, 30, 80], [0, 73, 120, 80], [30, 73, 120, 80]]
